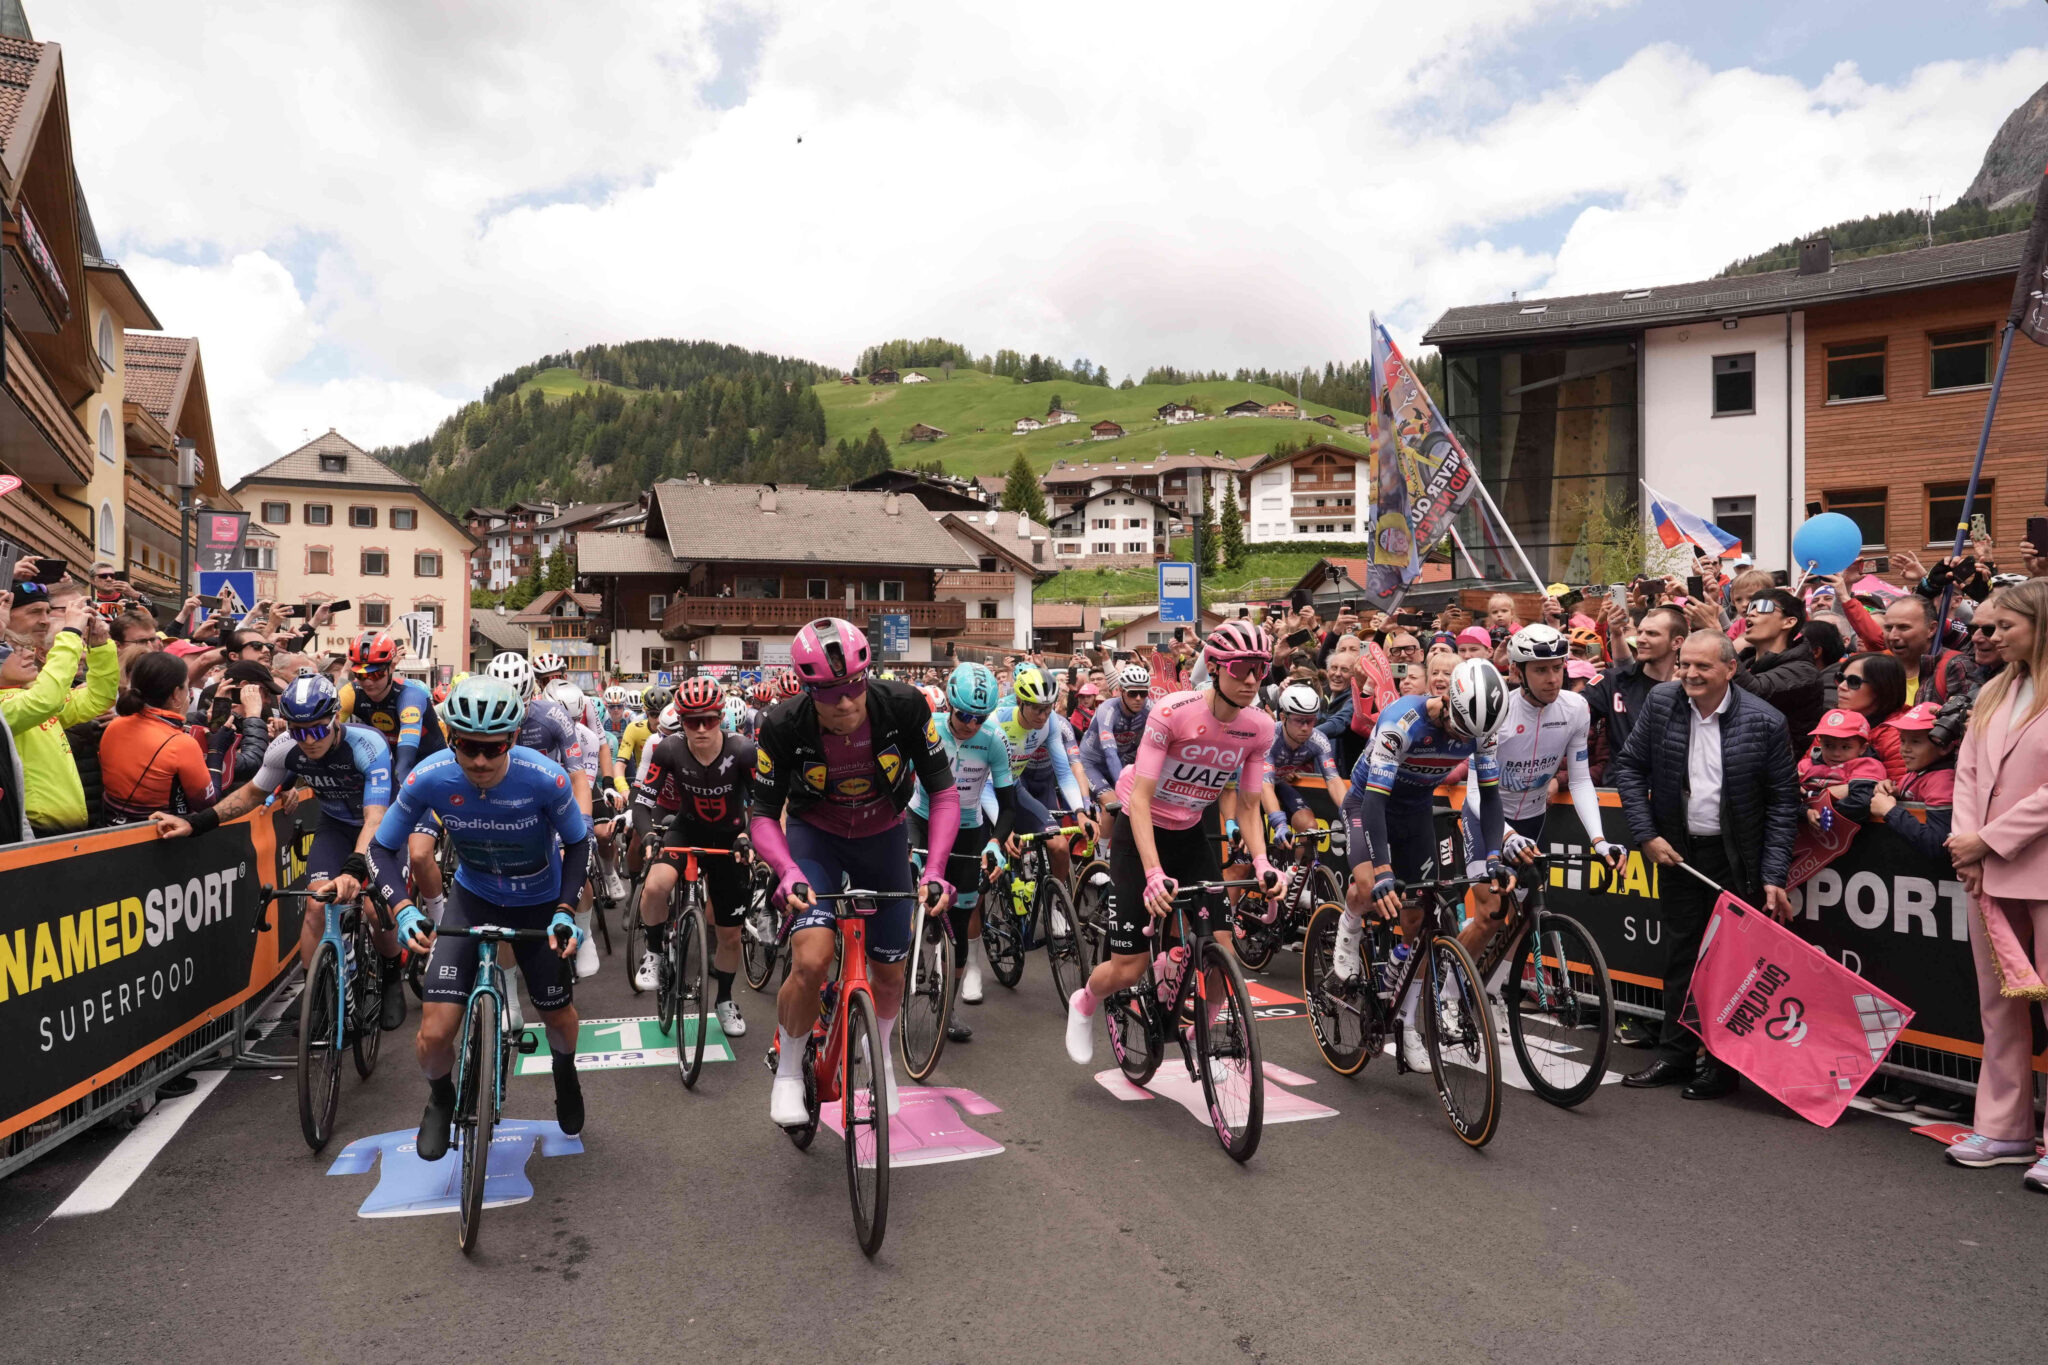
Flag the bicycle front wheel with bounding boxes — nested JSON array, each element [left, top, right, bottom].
[[1422, 935, 1500, 1148], [351, 918, 384, 1080], [457, 990, 498, 1254], [297, 945, 343, 1151], [673, 901, 710, 1089], [1507, 911, 1613, 1109], [982, 895, 1026, 989], [842, 990, 891, 1257], [1043, 880, 1090, 1008], [623, 875, 647, 997], [898, 907, 954, 1082], [1193, 939, 1264, 1162], [742, 872, 778, 991], [1302, 902, 1374, 1075]]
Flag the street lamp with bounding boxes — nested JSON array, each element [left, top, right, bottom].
[[174, 437, 197, 600]]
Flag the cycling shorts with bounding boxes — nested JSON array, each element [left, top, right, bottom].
[[649, 828, 749, 928], [909, 812, 993, 952], [783, 818, 914, 964], [421, 883, 572, 1012], [1106, 810, 1223, 957], [1359, 793, 1443, 886], [307, 814, 361, 885], [1271, 778, 1308, 818]]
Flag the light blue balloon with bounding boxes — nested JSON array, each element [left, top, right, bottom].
[[1792, 512, 1863, 576]]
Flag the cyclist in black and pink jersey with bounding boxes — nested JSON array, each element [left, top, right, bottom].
[[1064, 619, 1283, 1066]]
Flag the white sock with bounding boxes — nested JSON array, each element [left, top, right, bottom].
[[1398, 981, 1420, 1026], [776, 1027, 805, 1078], [425, 894, 445, 924], [877, 1013, 896, 1058]]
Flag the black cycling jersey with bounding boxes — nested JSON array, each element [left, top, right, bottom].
[[632, 732, 754, 837]]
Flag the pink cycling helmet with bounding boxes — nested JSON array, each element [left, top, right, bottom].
[[790, 617, 870, 687], [1203, 617, 1269, 662]]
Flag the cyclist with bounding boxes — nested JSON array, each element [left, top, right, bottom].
[[1460, 625, 1622, 958], [992, 664, 1087, 892], [750, 618, 958, 1125], [151, 674, 406, 1030], [1260, 682, 1348, 847], [1064, 619, 1282, 1065], [551, 678, 628, 964], [531, 651, 601, 733], [340, 632, 450, 931], [912, 662, 1057, 1028], [376, 676, 592, 1161], [630, 677, 755, 1036], [618, 684, 669, 789], [1334, 657, 1513, 1066], [1078, 662, 1153, 846], [600, 685, 638, 750]]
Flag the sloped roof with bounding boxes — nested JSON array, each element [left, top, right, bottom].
[[939, 509, 1048, 575], [1424, 231, 2029, 346], [122, 333, 193, 424], [1043, 452, 1251, 484], [470, 611, 531, 653], [510, 589, 602, 626], [235, 429, 415, 489], [648, 484, 974, 568], [1032, 603, 1089, 629], [575, 530, 681, 575], [537, 500, 636, 532], [0, 34, 46, 155]]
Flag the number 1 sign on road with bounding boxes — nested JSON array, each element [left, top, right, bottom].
[[1158, 561, 1197, 624]]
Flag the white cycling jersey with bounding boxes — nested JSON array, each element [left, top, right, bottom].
[[1462, 687, 1606, 857]]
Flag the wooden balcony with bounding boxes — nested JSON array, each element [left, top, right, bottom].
[[958, 617, 1018, 644], [936, 571, 1014, 594], [663, 596, 965, 640], [125, 469, 183, 536], [2, 324, 93, 486]]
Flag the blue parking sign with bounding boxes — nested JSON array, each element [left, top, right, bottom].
[[1158, 562, 1197, 624]]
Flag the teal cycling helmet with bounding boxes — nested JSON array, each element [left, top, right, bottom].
[[947, 662, 999, 717], [1012, 664, 1056, 706], [442, 675, 525, 737]]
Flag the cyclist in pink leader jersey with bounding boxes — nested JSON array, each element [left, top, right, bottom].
[[1065, 619, 1283, 1065]]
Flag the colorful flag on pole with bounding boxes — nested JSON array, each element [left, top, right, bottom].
[[1366, 316, 1481, 609], [1643, 483, 1743, 559], [1680, 891, 1912, 1127], [2007, 161, 2048, 348]]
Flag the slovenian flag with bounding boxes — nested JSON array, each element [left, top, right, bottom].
[[1643, 483, 1743, 559]]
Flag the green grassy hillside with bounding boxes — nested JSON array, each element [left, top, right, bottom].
[[814, 370, 1371, 478], [515, 367, 640, 402], [1037, 548, 1325, 605]]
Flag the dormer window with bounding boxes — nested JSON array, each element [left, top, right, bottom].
[[320, 453, 347, 473]]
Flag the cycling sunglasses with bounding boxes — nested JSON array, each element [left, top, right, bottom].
[[453, 737, 512, 758], [289, 722, 333, 742], [679, 712, 721, 730], [1745, 599, 1781, 615], [952, 710, 989, 728], [1215, 656, 1264, 681], [806, 677, 866, 705]]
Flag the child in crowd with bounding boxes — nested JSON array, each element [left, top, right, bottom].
[[1798, 708, 1889, 829], [1455, 626, 1492, 660], [1860, 701, 1959, 860]]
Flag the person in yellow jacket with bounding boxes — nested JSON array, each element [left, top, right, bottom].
[[0, 596, 120, 834]]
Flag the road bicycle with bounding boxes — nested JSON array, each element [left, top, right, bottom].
[[268, 886, 389, 1152], [979, 828, 1090, 1008], [648, 839, 750, 1089], [584, 836, 616, 957], [765, 887, 893, 1257], [1469, 850, 1615, 1108], [1088, 877, 1269, 1163], [1227, 823, 1345, 972], [1303, 868, 1501, 1148], [899, 847, 956, 1082], [740, 860, 783, 992], [437, 920, 571, 1254]]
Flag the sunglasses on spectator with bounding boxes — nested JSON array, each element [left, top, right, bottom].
[[679, 713, 721, 731], [1838, 674, 1868, 691], [1970, 623, 1997, 637], [453, 737, 512, 759], [1745, 600, 1781, 615], [289, 723, 333, 742]]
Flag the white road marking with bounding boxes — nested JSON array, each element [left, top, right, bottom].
[[47, 1070, 231, 1219]]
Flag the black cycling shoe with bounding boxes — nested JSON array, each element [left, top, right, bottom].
[[417, 1080, 456, 1162], [379, 960, 407, 1031], [946, 1022, 974, 1044], [553, 1057, 585, 1137]]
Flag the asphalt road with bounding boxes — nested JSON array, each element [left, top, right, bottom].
[[4, 935, 2045, 1365]]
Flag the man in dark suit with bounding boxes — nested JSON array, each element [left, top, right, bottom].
[[1609, 631, 1800, 1100]]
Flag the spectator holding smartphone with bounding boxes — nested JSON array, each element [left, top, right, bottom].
[[0, 594, 118, 835]]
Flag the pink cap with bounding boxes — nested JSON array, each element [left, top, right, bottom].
[[1813, 708, 1871, 739], [1568, 613, 1598, 632], [1891, 701, 1941, 733], [164, 639, 210, 658], [1456, 626, 1492, 649], [1565, 658, 1600, 681]]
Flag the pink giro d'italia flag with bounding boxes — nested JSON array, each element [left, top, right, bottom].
[[1643, 483, 1743, 560], [1681, 893, 1912, 1127]]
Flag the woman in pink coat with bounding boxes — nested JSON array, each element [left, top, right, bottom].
[[1946, 580, 2048, 1186]]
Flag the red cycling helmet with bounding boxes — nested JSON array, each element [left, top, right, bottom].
[[676, 676, 723, 715], [350, 632, 399, 672], [774, 670, 801, 700], [751, 683, 772, 706]]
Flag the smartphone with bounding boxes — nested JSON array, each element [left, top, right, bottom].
[[1172, 626, 1184, 642], [326, 599, 351, 613], [1285, 628, 1315, 647], [1685, 575, 1704, 599], [31, 557, 69, 584], [1391, 662, 1412, 679], [1771, 569, 1789, 586], [1341, 599, 1359, 614], [285, 604, 313, 619], [1971, 512, 1991, 543], [2027, 516, 2048, 552], [197, 593, 224, 610]]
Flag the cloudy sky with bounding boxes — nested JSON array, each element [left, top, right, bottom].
[[50, 0, 2048, 478]]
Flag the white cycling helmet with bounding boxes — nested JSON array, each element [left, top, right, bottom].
[[529, 650, 566, 677], [601, 685, 627, 706], [656, 702, 682, 734], [485, 651, 536, 700], [1277, 683, 1321, 717], [1115, 663, 1150, 692], [1506, 623, 1569, 665], [1446, 658, 1509, 742], [545, 678, 586, 715]]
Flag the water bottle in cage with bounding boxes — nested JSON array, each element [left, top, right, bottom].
[[1153, 945, 1187, 1004]]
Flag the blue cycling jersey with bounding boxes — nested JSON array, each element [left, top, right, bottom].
[[339, 677, 444, 784], [518, 695, 584, 771], [371, 747, 591, 905], [912, 714, 1053, 833], [1267, 724, 1341, 785], [1341, 694, 1503, 873], [1078, 697, 1149, 794], [252, 723, 392, 825]]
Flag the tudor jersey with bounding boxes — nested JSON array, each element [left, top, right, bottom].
[[374, 747, 590, 904], [1356, 694, 1500, 802], [252, 722, 392, 825], [634, 732, 753, 834], [1115, 689, 1273, 830]]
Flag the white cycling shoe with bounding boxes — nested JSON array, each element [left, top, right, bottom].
[[770, 1074, 809, 1127], [1399, 1026, 1432, 1072], [717, 999, 747, 1037], [1064, 990, 1096, 1065], [603, 869, 629, 903], [961, 960, 985, 1005], [633, 951, 661, 992], [574, 913, 600, 979], [1328, 914, 1364, 985]]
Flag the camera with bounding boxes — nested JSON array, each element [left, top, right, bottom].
[[1929, 693, 1971, 748]]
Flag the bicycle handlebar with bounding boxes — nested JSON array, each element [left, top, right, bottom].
[[265, 885, 337, 904], [432, 923, 570, 945]]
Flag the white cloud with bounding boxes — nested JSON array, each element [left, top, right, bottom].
[[47, 1, 2047, 479]]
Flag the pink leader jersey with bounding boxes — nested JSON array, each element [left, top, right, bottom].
[[1114, 688, 1274, 830]]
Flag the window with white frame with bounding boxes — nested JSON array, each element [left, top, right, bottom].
[[97, 313, 117, 369], [98, 501, 117, 555], [97, 407, 116, 464]]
